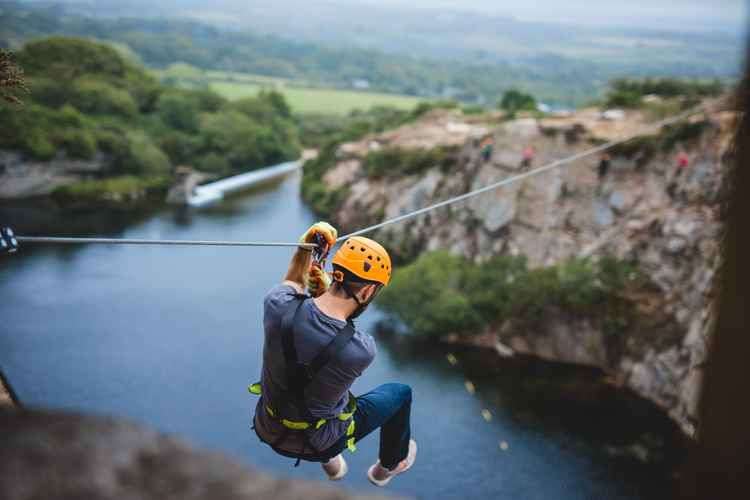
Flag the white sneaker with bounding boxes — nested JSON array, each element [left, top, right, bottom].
[[367, 439, 417, 487], [322, 454, 348, 481]]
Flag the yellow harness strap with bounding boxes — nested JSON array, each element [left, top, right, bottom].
[[249, 382, 357, 451], [346, 419, 357, 452]]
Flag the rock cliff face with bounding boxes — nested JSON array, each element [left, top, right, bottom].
[[318, 104, 735, 435], [0, 150, 107, 199], [0, 407, 387, 500]]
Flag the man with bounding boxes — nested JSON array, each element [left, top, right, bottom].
[[598, 152, 612, 181], [522, 146, 535, 168], [480, 136, 493, 163], [251, 222, 417, 487], [667, 149, 690, 201]]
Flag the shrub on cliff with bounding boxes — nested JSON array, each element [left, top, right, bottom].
[[300, 141, 349, 217], [378, 252, 483, 338], [379, 252, 647, 338], [604, 77, 723, 109], [364, 146, 459, 178]]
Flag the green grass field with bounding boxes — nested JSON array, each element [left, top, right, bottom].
[[205, 71, 294, 85], [209, 79, 422, 115]]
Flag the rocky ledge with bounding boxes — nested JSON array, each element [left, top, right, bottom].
[[0, 373, 16, 408], [0, 407, 390, 500], [0, 150, 107, 199]]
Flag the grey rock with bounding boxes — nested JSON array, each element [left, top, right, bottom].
[[666, 237, 687, 254], [502, 319, 608, 369], [500, 118, 538, 138], [673, 219, 699, 243], [0, 150, 107, 199], [595, 201, 614, 227], [609, 191, 626, 212], [0, 408, 387, 500]]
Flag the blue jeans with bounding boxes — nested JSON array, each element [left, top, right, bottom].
[[319, 383, 412, 469]]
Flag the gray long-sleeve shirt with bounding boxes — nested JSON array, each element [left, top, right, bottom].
[[254, 284, 376, 453]]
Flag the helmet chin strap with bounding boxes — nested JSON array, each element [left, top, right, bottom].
[[342, 282, 368, 320]]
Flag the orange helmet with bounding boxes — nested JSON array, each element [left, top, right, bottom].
[[332, 236, 392, 286]]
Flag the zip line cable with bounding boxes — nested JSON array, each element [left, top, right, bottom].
[[14, 236, 316, 249], [6, 105, 705, 250]]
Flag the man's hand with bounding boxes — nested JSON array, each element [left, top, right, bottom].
[[299, 221, 338, 253], [284, 222, 338, 291], [306, 261, 332, 297]]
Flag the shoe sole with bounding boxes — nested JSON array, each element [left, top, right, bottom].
[[324, 454, 348, 481], [367, 440, 417, 487]]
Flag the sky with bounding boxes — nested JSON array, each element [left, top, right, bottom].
[[33, 0, 748, 34], [358, 0, 747, 32]]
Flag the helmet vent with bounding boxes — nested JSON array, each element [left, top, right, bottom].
[[364, 262, 372, 272]]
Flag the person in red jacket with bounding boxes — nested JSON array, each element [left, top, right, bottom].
[[521, 146, 535, 168], [667, 150, 690, 200]]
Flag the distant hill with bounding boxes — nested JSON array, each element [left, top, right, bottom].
[[3, 1, 741, 106]]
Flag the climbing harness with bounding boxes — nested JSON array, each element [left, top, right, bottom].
[[1, 106, 705, 255], [248, 293, 359, 466]]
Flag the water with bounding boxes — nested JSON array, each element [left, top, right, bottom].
[[0, 172, 683, 499]]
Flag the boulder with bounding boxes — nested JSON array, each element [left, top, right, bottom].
[[466, 163, 519, 233], [322, 159, 362, 191], [0, 408, 387, 500]]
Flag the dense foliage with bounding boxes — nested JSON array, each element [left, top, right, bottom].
[[604, 77, 723, 108], [0, 37, 300, 181], [378, 252, 647, 338], [609, 119, 712, 161], [300, 101, 461, 216], [300, 142, 349, 217], [364, 146, 459, 178], [0, 48, 26, 104]]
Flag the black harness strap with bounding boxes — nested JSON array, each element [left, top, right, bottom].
[[307, 321, 356, 376], [280, 295, 307, 406]]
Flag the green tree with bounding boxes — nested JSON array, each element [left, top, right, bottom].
[[156, 91, 200, 132], [17, 37, 128, 79], [499, 89, 537, 114], [124, 130, 171, 175], [71, 80, 138, 117]]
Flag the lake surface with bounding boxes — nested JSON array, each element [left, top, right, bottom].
[[0, 172, 683, 499]]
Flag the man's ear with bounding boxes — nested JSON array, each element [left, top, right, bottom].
[[359, 283, 377, 302]]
